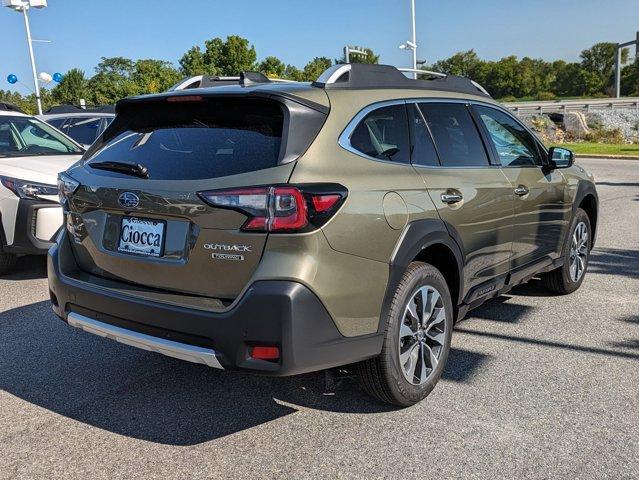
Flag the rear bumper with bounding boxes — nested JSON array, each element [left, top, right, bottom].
[[48, 232, 383, 376], [1, 197, 62, 255]]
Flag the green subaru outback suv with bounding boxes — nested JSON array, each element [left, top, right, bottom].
[[48, 65, 598, 406]]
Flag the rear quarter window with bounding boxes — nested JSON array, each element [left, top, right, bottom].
[[86, 98, 284, 180], [349, 104, 410, 164]]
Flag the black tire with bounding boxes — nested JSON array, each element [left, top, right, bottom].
[[356, 262, 453, 407], [0, 252, 17, 276], [541, 208, 591, 295]]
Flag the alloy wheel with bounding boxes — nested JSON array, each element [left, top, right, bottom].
[[569, 221, 588, 282], [398, 285, 448, 385]]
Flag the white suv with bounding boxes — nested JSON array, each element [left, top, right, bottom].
[[0, 103, 84, 274]]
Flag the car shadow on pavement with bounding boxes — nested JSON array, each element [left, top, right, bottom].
[[588, 247, 639, 280], [0, 300, 489, 446], [464, 294, 537, 321], [0, 255, 47, 281]]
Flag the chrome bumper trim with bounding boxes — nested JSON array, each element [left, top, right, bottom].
[[66, 312, 223, 369]]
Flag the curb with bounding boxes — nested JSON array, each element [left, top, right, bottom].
[[576, 154, 639, 160]]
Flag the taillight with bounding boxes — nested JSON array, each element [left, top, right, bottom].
[[198, 184, 346, 233]]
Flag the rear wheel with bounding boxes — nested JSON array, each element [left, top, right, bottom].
[[541, 208, 591, 295], [0, 252, 17, 276], [356, 262, 453, 407]]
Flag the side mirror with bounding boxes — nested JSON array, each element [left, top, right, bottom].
[[547, 146, 574, 169]]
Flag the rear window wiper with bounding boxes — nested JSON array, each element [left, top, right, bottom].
[[89, 161, 149, 179]]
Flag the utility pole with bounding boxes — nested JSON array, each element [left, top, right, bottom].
[[614, 31, 638, 99], [21, 5, 42, 114], [410, 0, 417, 76], [399, 0, 418, 78], [4, 0, 48, 115]]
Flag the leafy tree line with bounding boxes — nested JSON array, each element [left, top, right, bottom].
[[2, 35, 637, 114], [429, 42, 638, 100]]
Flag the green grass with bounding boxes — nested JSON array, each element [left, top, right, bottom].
[[548, 143, 639, 156]]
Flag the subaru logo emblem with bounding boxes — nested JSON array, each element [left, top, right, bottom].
[[118, 192, 139, 209]]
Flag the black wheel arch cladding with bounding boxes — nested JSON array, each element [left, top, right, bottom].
[[378, 219, 465, 334]]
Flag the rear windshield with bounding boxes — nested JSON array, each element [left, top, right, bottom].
[[86, 98, 284, 180]]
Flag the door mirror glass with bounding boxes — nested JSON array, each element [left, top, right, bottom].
[[548, 147, 574, 169]]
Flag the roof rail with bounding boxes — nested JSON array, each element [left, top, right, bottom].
[[0, 102, 24, 113], [398, 68, 446, 78], [312, 63, 491, 97], [170, 72, 300, 91]]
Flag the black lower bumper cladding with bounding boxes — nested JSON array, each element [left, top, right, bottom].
[[48, 232, 383, 376], [2, 198, 59, 255]]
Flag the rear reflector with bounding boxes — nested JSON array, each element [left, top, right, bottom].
[[311, 194, 342, 213], [251, 346, 280, 361]]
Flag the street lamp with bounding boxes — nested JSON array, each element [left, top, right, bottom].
[[3, 0, 48, 115], [399, 0, 418, 78]]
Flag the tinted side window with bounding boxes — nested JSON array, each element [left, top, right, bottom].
[[67, 117, 102, 145], [475, 105, 542, 167], [409, 104, 439, 167], [418, 103, 489, 167], [350, 104, 410, 164], [46, 118, 67, 131]]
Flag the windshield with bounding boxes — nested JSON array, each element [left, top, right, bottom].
[[0, 115, 83, 158]]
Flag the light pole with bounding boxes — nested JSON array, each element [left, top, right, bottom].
[[613, 32, 639, 98], [399, 0, 418, 78], [3, 0, 48, 115]]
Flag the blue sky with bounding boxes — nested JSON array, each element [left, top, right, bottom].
[[1, 0, 636, 94]]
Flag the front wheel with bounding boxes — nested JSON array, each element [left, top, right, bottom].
[[356, 262, 453, 407], [541, 208, 591, 295]]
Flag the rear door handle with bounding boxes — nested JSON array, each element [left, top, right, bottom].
[[441, 192, 463, 204], [514, 185, 529, 196]]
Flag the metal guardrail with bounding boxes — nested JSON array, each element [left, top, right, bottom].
[[504, 97, 639, 115]]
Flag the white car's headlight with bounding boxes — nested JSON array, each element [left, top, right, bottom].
[[0, 176, 58, 200]]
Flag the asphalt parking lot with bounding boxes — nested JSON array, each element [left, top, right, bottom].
[[0, 158, 637, 479]]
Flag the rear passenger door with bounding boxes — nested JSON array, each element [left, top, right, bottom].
[[410, 102, 514, 299], [472, 105, 569, 271]]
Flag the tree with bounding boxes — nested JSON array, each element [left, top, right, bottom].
[[179, 46, 207, 76], [180, 35, 257, 76], [620, 61, 639, 96], [580, 42, 629, 91], [554, 62, 599, 96], [131, 59, 181, 94], [51, 68, 88, 105], [87, 57, 137, 104], [484, 56, 520, 99], [283, 64, 304, 81], [302, 57, 332, 81], [432, 50, 482, 78], [258, 56, 286, 78], [336, 46, 379, 64]]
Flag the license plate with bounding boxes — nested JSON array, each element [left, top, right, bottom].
[[117, 217, 165, 257]]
